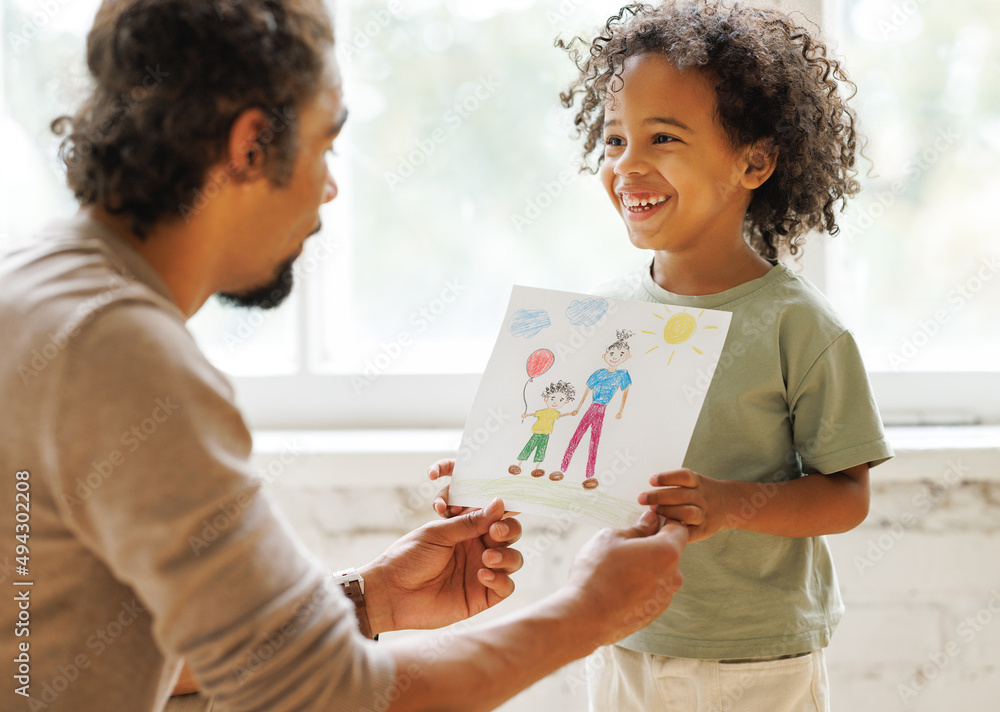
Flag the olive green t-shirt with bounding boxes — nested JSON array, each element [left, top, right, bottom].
[[600, 261, 893, 659]]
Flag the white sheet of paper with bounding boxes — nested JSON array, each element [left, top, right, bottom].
[[450, 286, 732, 528]]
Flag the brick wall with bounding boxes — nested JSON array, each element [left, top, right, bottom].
[[257, 428, 1000, 711]]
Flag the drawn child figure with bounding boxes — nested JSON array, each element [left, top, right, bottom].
[[556, 2, 894, 710], [554, 329, 634, 489], [509, 380, 576, 477]]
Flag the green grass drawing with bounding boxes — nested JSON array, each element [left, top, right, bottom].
[[458, 474, 642, 529]]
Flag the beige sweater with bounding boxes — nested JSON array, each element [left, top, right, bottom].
[[0, 213, 395, 711]]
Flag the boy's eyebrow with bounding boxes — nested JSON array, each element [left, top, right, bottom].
[[604, 116, 693, 133]]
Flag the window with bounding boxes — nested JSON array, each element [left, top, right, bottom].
[[4, 0, 996, 429], [822, 0, 1000, 423]]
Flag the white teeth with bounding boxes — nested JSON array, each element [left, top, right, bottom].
[[621, 194, 667, 209]]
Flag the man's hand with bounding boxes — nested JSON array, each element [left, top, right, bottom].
[[638, 468, 736, 543], [360, 497, 523, 634], [564, 511, 688, 645]]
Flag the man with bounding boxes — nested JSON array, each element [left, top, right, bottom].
[[0, 1, 688, 710]]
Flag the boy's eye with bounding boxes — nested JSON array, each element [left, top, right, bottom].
[[604, 136, 625, 147], [654, 134, 677, 144]]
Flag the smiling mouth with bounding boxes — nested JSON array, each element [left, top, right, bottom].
[[620, 194, 669, 212]]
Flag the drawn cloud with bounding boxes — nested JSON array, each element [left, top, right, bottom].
[[508, 309, 551, 338], [565, 298, 609, 327]]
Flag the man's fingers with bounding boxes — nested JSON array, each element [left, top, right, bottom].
[[623, 509, 662, 539], [652, 504, 704, 527], [482, 545, 524, 575], [652, 519, 690, 548], [484, 516, 523, 548], [477, 569, 516, 600], [428, 497, 505, 544]]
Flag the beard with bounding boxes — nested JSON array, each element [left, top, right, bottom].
[[216, 222, 321, 310], [216, 253, 297, 310]]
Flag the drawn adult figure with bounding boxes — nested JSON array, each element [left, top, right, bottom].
[[555, 330, 634, 488]]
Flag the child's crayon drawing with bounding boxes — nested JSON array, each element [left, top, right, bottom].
[[451, 286, 733, 528]]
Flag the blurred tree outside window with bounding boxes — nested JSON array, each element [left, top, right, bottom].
[[2, 0, 997, 427]]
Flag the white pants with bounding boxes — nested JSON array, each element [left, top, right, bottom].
[[587, 645, 830, 712]]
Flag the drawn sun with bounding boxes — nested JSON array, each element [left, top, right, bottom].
[[642, 306, 720, 365]]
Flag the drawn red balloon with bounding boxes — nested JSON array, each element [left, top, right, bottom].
[[525, 349, 554, 379]]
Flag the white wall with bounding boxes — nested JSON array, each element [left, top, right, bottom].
[[255, 426, 1000, 711]]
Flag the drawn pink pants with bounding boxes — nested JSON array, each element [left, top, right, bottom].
[[561, 403, 606, 479]]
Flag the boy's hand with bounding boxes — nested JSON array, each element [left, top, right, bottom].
[[428, 458, 466, 518], [638, 469, 737, 543], [429, 458, 522, 520]]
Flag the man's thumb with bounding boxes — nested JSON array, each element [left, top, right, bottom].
[[436, 497, 504, 543]]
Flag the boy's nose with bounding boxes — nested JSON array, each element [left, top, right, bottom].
[[614, 145, 649, 175]]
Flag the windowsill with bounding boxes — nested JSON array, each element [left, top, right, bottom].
[[250, 426, 1000, 489]]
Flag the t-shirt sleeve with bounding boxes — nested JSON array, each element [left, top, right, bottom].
[[587, 370, 601, 389], [788, 330, 894, 474], [48, 304, 396, 711], [621, 371, 632, 390]]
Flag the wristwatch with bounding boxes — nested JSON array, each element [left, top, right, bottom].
[[329, 567, 376, 639]]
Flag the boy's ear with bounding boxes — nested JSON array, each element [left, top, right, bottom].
[[226, 107, 270, 181], [739, 138, 778, 190]]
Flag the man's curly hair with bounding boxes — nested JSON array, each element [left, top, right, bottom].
[[52, 0, 333, 239], [558, 1, 863, 258]]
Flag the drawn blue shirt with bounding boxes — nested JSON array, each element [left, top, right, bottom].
[[587, 369, 631, 405]]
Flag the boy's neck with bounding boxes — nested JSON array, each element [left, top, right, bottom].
[[650, 242, 773, 296]]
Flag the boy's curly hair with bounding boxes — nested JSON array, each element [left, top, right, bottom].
[[558, 0, 862, 258], [52, 0, 333, 239], [542, 380, 577, 402]]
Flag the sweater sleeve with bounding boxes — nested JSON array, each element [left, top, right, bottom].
[[48, 303, 396, 711]]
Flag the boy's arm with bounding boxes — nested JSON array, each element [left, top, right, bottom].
[[639, 463, 870, 543]]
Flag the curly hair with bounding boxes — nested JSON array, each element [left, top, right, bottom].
[[608, 328, 634, 351], [52, 0, 334, 238], [557, 1, 863, 258], [542, 380, 577, 402]]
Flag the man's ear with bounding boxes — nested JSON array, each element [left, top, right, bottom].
[[227, 108, 270, 180], [739, 138, 778, 190]]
